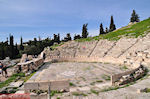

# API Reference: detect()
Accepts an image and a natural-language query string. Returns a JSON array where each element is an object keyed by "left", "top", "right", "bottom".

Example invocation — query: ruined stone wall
[
  {"left": 111, "top": 65, "right": 147, "bottom": 86},
  {"left": 16, "top": 58, "right": 44, "bottom": 73}
]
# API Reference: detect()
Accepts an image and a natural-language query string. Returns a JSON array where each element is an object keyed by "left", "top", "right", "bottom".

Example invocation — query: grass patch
[
  {"left": 101, "top": 81, "right": 136, "bottom": 92},
  {"left": 96, "top": 80, "right": 103, "bottom": 83},
  {"left": 102, "top": 74, "right": 111, "bottom": 81},
  {"left": 120, "top": 65, "right": 128, "bottom": 70},
  {"left": 76, "top": 18, "right": 150, "bottom": 42},
  {"left": 104, "top": 62, "right": 110, "bottom": 64},
  {"left": 90, "top": 80, "right": 103, "bottom": 85},
  {"left": 143, "top": 88, "right": 150, "bottom": 93},
  {"left": 50, "top": 90, "right": 63, "bottom": 97},
  {"left": 24, "top": 72, "right": 36, "bottom": 82},
  {"left": 90, "top": 89, "right": 99, "bottom": 95},
  {"left": 101, "top": 86, "right": 120, "bottom": 92},
  {"left": 0, "top": 73, "right": 25, "bottom": 88},
  {"left": 50, "top": 42, "right": 65, "bottom": 50},
  {"left": 72, "top": 92, "right": 87, "bottom": 96},
  {"left": 69, "top": 82, "right": 76, "bottom": 87}
]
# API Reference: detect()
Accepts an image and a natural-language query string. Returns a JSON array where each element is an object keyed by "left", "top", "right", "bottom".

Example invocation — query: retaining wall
[
  {"left": 24, "top": 80, "right": 69, "bottom": 93},
  {"left": 46, "top": 56, "right": 124, "bottom": 64}
]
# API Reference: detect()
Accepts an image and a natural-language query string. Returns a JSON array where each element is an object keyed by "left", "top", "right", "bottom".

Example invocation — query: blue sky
[{"left": 0, "top": 0, "right": 150, "bottom": 43}]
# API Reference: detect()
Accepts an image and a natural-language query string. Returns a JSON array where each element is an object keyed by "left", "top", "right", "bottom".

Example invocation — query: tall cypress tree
[
  {"left": 14, "top": 43, "right": 19, "bottom": 57},
  {"left": 130, "top": 10, "right": 140, "bottom": 22},
  {"left": 82, "top": 23, "right": 88, "bottom": 38},
  {"left": 10, "top": 35, "right": 14, "bottom": 59},
  {"left": 57, "top": 33, "right": 60, "bottom": 44},
  {"left": 20, "top": 36, "right": 24, "bottom": 50},
  {"left": 109, "top": 16, "right": 116, "bottom": 32},
  {"left": 99, "top": 23, "right": 105, "bottom": 35},
  {"left": 1, "top": 42, "right": 5, "bottom": 59},
  {"left": 33, "top": 38, "right": 37, "bottom": 46}
]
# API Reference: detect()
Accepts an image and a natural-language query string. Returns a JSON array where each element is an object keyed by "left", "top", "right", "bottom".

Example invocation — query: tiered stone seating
[
  {"left": 90, "top": 40, "right": 116, "bottom": 57},
  {"left": 58, "top": 41, "right": 78, "bottom": 57},
  {"left": 104, "top": 38, "right": 137, "bottom": 58},
  {"left": 76, "top": 41, "right": 97, "bottom": 57}
]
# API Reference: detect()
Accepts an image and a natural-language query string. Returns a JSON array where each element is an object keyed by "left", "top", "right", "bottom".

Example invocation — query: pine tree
[
  {"left": 20, "top": 36, "right": 24, "bottom": 50},
  {"left": 99, "top": 23, "right": 105, "bottom": 35},
  {"left": 130, "top": 10, "right": 140, "bottom": 22},
  {"left": 109, "top": 16, "right": 116, "bottom": 32},
  {"left": 82, "top": 23, "right": 88, "bottom": 38}
]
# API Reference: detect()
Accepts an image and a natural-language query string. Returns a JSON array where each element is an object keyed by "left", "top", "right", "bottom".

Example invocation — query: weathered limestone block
[
  {"left": 24, "top": 82, "right": 39, "bottom": 93},
  {"left": 28, "top": 55, "right": 33, "bottom": 60},
  {"left": 50, "top": 80, "right": 70, "bottom": 91},
  {"left": 146, "top": 54, "right": 150, "bottom": 58},
  {"left": 20, "top": 54, "right": 27, "bottom": 63},
  {"left": 30, "top": 92, "right": 47, "bottom": 99},
  {"left": 38, "top": 82, "right": 50, "bottom": 90}
]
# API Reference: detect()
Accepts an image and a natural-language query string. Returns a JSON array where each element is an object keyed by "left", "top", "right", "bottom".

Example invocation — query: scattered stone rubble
[{"left": 124, "top": 51, "right": 150, "bottom": 68}]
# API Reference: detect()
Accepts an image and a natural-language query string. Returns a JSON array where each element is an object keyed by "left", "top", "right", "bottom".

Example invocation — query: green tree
[
  {"left": 14, "top": 43, "right": 19, "bottom": 58},
  {"left": 109, "top": 16, "right": 116, "bottom": 32},
  {"left": 57, "top": 33, "right": 60, "bottom": 44},
  {"left": 53, "top": 34, "right": 60, "bottom": 44},
  {"left": 20, "top": 36, "right": 24, "bottom": 50},
  {"left": 130, "top": 10, "right": 140, "bottom": 22},
  {"left": 9, "top": 35, "right": 14, "bottom": 59},
  {"left": 63, "top": 33, "right": 72, "bottom": 42},
  {"left": 33, "top": 38, "right": 37, "bottom": 46},
  {"left": 99, "top": 23, "right": 105, "bottom": 35},
  {"left": 74, "top": 34, "right": 81, "bottom": 40},
  {"left": 82, "top": 23, "right": 88, "bottom": 38},
  {"left": 0, "top": 42, "right": 5, "bottom": 59},
  {"left": 23, "top": 45, "right": 40, "bottom": 55}
]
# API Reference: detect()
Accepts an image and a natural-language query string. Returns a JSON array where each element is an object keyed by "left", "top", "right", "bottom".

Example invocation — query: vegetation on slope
[{"left": 76, "top": 18, "right": 150, "bottom": 42}]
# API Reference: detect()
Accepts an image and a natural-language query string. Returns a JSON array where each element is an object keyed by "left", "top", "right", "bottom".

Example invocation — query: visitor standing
[
  {"left": 2, "top": 64, "right": 8, "bottom": 78},
  {"left": 0, "top": 62, "right": 3, "bottom": 76}
]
